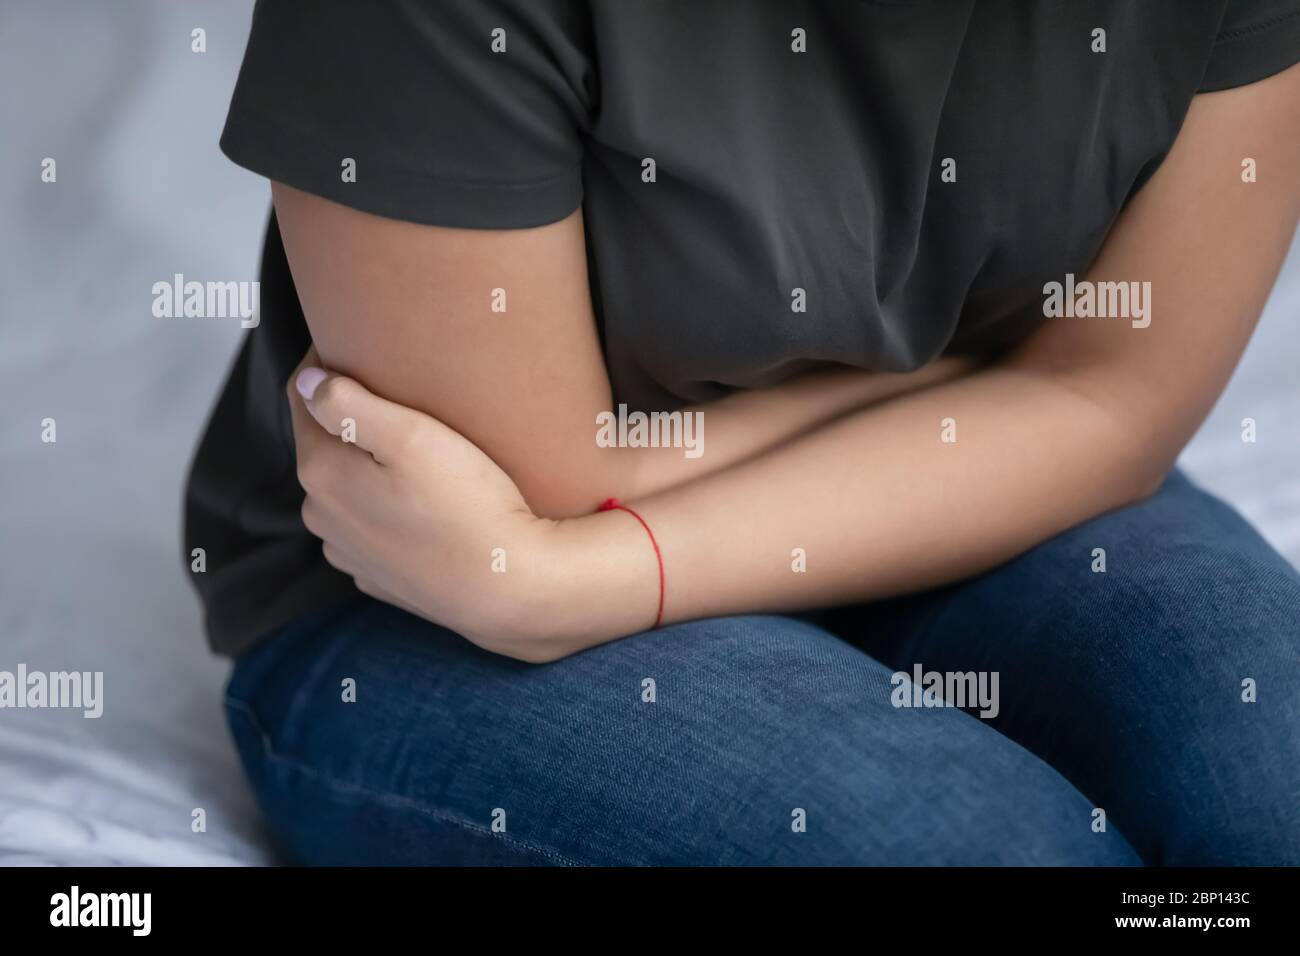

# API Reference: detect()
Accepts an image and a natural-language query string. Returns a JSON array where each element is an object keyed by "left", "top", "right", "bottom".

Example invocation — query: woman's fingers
[
  {"left": 294, "top": 365, "right": 433, "bottom": 466},
  {"left": 288, "top": 379, "right": 373, "bottom": 495}
]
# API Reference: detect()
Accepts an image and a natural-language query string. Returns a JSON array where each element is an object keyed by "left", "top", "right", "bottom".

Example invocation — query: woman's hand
[{"left": 286, "top": 348, "right": 574, "bottom": 661}]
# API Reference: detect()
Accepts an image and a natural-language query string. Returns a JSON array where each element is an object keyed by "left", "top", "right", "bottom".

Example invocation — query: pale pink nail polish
[{"left": 296, "top": 367, "right": 327, "bottom": 400}]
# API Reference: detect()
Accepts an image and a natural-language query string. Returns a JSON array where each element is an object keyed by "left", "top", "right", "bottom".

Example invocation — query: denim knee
[{"left": 1109, "top": 557, "right": 1300, "bottom": 864}]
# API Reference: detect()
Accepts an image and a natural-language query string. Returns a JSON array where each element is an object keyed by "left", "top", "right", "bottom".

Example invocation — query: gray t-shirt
[{"left": 187, "top": 0, "right": 1300, "bottom": 656}]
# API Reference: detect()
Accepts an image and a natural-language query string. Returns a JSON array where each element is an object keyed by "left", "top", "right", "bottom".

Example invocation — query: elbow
[
  {"left": 1125, "top": 458, "right": 1172, "bottom": 508},
  {"left": 1111, "top": 437, "right": 1181, "bottom": 511},
  {"left": 526, "top": 486, "right": 611, "bottom": 521},
  {"left": 513, "top": 450, "right": 633, "bottom": 521},
  {"left": 1122, "top": 411, "right": 1204, "bottom": 507}
]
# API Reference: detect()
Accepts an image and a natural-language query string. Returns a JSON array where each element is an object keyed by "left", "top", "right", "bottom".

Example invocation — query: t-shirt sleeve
[
  {"left": 219, "top": 0, "right": 593, "bottom": 229},
  {"left": 1198, "top": 0, "right": 1300, "bottom": 92}
]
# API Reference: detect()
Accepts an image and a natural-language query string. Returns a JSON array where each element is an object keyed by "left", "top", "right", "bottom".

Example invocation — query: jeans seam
[{"left": 224, "top": 696, "right": 591, "bottom": 867}]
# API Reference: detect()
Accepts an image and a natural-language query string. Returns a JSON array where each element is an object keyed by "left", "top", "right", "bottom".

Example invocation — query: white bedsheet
[{"left": 0, "top": 0, "right": 1296, "bottom": 867}]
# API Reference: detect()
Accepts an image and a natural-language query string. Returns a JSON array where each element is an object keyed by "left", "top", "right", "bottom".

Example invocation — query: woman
[{"left": 187, "top": 0, "right": 1300, "bottom": 865}]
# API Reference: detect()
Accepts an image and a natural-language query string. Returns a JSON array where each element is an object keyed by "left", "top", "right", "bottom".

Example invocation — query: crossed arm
[{"left": 281, "top": 63, "right": 1300, "bottom": 661}]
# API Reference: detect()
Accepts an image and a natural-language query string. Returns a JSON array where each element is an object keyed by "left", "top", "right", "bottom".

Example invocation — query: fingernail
[{"left": 296, "top": 366, "right": 327, "bottom": 400}]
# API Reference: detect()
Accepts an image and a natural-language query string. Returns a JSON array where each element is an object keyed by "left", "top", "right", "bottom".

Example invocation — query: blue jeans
[{"left": 225, "top": 471, "right": 1300, "bottom": 865}]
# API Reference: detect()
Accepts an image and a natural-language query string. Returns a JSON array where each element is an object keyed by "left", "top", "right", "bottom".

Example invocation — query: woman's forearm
[
  {"left": 618, "top": 355, "right": 982, "bottom": 500},
  {"left": 540, "top": 359, "right": 1163, "bottom": 644}
]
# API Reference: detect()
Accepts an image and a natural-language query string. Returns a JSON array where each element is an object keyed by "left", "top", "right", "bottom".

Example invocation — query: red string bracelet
[{"left": 597, "top": 497, "right": 664, "bottom": 629}]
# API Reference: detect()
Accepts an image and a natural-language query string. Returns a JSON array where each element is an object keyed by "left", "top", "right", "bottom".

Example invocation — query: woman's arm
[
  {"left": 618, "top": 354, "right": 982, "bottom": 498},
  {"left": 288, "top": 62, "right": 1298, "bottom": 662},
  {"left": 273, "top": 184, "right": 618, "bottom": 519},
  {"left": 274, "top": 183, "right": 978, "bottom": 513},
  {"left": 536, "top": 62, "right": 1300, "bottom": 649}
]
